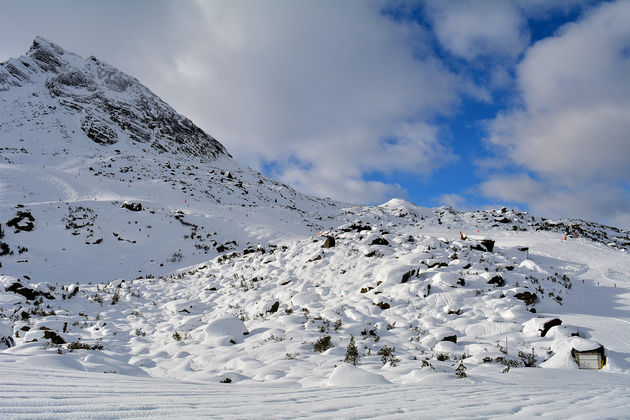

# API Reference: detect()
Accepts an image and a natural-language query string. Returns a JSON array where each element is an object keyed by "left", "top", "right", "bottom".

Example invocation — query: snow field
[{"left": 2, "top": 358, "right": 630, "bottom": 419}]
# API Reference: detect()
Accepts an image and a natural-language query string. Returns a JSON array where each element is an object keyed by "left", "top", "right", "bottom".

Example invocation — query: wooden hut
[{"left": 572, "top": 345, "right": 606, "bottom": 370}]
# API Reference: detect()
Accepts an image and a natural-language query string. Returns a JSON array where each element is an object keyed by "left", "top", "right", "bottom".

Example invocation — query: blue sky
[
  {"left": 374, "top": 1, "right": 601, "bottom": 210},
  {"left": 1, "top": 0, "right": 629, "bottom": 227}
]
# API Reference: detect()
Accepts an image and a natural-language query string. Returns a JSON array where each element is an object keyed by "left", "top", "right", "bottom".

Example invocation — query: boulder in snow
[
  {"left": 121, "top": 202, "right": 142, "bottom": 211},
  {"left": 322, "top": 236, "right": 335, "bottom": 248}
]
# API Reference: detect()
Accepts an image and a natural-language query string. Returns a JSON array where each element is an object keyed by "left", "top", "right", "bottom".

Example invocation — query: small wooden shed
[{"left": 572, "top": 345, "right": 606, "bottom": 370}]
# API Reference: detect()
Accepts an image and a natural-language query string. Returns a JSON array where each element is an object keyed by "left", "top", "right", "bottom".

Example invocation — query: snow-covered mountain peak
[{"left": 0, "top": 37, "right": 229, "bottom": 160}]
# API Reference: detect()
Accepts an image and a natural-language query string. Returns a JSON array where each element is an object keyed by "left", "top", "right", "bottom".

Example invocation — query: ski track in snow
[{"left": 2, "top": 362, "right": 630, "bottom": 419}]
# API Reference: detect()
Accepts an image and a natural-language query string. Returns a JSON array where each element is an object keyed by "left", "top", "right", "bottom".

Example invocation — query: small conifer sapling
[{"left": 344, "top": 335, "right": 360, "bottom": 366}]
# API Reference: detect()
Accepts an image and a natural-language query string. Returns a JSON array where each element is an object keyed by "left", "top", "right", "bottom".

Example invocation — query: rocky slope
[{"left": 1, "top": 36, "right": 228, "bottom": 159}]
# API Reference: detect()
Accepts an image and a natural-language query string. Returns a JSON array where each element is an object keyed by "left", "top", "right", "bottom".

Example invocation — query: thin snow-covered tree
[
  {"left": 455, "top": 361, "right": 467, "bottom": 378},
  {"left": 344, "top": 335, "right": 360, "bottom": 366}
]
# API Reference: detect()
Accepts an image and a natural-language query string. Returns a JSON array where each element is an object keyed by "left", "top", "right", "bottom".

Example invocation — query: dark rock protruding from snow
[
  {"left": 480, "top": 239, "right": 495, "bottom": 252},
  {"left": 322, "top": 236, "right": 336, "bottom": 248},
  {"left": 7, "top": 211, "right": 35, "bottom": 232},
  {"left": 121, "top": 202, "right": 143, "bottom": 212},
  {"left": 540, "top": 318, "right": 562, "bottom": 337},
  {"left": 267, "top": 301, "right": 280, "bottom": 314},
  {"left": 43, "top": 330, "right": 66, "bottom": 345},
  {"left": 514, "top": 291, "right": 538, "bottom": 306},
  {"left": 400, "top": 269, "right": 417, "bottom": 284},
  {"left": 487, "top": 275, "right": 505, "bottom": 287},
  {"left": 371, "top": 238, "right": 389, "bottom": 246},
  {"left": 5, "top": 282, "right": 54, "bottom": 301}
]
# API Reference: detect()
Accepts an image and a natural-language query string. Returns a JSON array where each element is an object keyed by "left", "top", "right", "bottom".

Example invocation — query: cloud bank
[
  {"left": 153, "top": 1, "right": 468, "bottom": 203},
  {"left": 482, "top": 1, "right": 630, "bottom": 227}
]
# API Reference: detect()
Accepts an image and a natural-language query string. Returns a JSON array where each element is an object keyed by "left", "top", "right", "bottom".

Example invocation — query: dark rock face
[
  {"left": 5, "top": 282, "right": 54, "bottom": 301},
  {"left": 322, "top": 236, "right": 336, "bottom": 248},
  {"left": 441, "top": 335, "right": 457, "bottom": 343},
  {"left": 487, "top": 275, "right": 505, "bottom": 287},
  {"left": 29, "top": 38, "right": 64, "bottom": 72},
  {"left": 81, "top": 114, "right": 118, "bottom": 145},
  {"left": 540, "top": 318, "right": 562, "bottom": 337}
]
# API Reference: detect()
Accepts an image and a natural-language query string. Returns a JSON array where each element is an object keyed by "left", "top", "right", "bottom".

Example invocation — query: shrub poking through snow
[
  {"left": 67, "top": 341, "right": 103, "bottom": 351},
  {"left": 344, "top": 335, "right": 360, "bottom": 366},
  {"left": 519, "top": 348, "right": 537, "bottom": 367},
  {"left": 436, "top": 353, "right": 450, "bottom": 361},
  {"left": 377, "top": 345, "right": 400, "bottom": 366},
  {"left": 313, "top": 335, "right": 333, "bottom": 352},
  {"left": 111, "top": 290, "right": 120, "bottom": 305}
]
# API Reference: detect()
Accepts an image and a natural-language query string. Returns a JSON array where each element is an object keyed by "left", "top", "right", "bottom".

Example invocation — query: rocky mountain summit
[{"left": 0, "top": 36, "right": 228, "bottom": 159}]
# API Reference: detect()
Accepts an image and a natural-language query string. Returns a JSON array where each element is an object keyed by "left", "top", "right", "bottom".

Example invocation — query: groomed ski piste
[{"left": 1, "top": 38, "right": 630, "bottom": 419}]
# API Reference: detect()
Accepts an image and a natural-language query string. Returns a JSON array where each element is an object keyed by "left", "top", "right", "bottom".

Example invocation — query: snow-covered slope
[
  {"left": 0, "top": 37, "right": 344, "bottom": 285},
  {"left": 2, "top": 38, "right": 630, "bottom": 418}
]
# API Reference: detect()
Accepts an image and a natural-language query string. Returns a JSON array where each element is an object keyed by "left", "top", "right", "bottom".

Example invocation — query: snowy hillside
[
  {"left": 0, "top": 37, "right": 344, "bottom": 285},
  {"left": 2, "top": 38, "right": 630, "bottom": 418}
]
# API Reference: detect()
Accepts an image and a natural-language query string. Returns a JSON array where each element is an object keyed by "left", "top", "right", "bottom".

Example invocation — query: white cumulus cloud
[
  {"left": 482, "top": 0, "right": 630, "bottom": 227},
  {"left": 424, "top": 0, "right": 530, "bottom": 61}
]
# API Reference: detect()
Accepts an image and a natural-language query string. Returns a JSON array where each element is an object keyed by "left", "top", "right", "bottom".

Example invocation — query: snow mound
[
  {"left": 541, "top": 337, "right": 603, "bottom": 370},
  {"left": 326, "top": 364, "right": 390, "bottom": 387},
  {"left": 14, "top": 354, "right": 85, "bottom": 372},
  {"left": 567, "top": 337, "right": 602, "bottom": 352},
  {"left": 540, "top": 350, "right": 579, "bottom": 370},
  {"left": 204, "top": 316, "right": 248, "bottom": 341}
]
